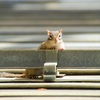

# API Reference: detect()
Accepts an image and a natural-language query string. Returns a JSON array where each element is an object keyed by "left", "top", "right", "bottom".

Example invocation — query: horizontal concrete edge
[
  {"left": 58, "top": 50, "right": 100, "bottom": 67},
  {"left": 0, "top": 50, "right": 100, "bottom": 67}
]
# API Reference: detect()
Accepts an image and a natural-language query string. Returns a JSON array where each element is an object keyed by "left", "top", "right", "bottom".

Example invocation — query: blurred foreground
[{"left": 0, "top": 0, "right": 100, "bottom": 50}]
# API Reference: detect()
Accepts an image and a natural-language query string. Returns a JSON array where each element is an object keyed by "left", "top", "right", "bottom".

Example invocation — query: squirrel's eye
[
  {"left": 59, "top": 34, "right": 61, "bottom": 37},
  {"left": 48, "top": 33, "right": 53, "bottom": 39},
  {"left": 49, "top": 33, "right": 53, "bottom": 37},
  {"left": 59, "top": 34, "right": 62, "bottom": 40},
  {"left": 50, "top": 35, "right": 52, "bottom": 37}
]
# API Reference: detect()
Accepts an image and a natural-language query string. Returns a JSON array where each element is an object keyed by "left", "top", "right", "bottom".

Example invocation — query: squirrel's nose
[{"left": 54, "top": 38, "right": 57, "bottom": 43}]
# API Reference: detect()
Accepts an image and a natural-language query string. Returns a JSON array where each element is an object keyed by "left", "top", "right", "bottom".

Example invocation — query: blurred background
[{"left": 0, "top": 0, "right": 100, "bottom": 50}]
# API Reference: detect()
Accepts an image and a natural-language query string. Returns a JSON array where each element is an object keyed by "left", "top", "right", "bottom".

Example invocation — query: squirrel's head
[{"left": 47, "top": 29, "right": 63, "bottom": 43}]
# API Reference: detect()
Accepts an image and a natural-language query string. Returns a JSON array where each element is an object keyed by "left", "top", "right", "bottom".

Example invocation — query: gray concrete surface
[
  {"left": 0, "top": 50, "right": 100, "bottom": 68},
  {"left": 0, "top": 50, "right": 45, "bottom": 67},
  {"left": 58, "top": 50, "right": 100, "bottom": 67}
]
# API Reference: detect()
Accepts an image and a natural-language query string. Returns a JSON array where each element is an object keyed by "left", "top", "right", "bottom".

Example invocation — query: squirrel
[{"left": 38, "top": 29, "right": 65, "bottom": 50}]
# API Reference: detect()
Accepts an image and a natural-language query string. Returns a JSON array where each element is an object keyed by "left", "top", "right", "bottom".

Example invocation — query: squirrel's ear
[
  {"left": 59, "top": 29, "right": 63, "bottom": 34},
  {"left": 47, "top": 30, "right": 51, "bottom": 35}
]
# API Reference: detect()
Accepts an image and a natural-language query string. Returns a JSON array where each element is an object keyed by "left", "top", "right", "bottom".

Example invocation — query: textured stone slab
[
  {"left": 0, "top": 50, "right": 100, "bottom": 68},
  {"left": 58, "top": 50, "right": 100, "bottom": 67},
  {"left": 0, "top": 50, "right": 45, "bottom": 67},
  {"left": 45, "top": 50, "right": 57, "bottom": 62}
]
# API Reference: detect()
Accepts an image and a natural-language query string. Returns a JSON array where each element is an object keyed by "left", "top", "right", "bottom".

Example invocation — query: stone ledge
[
  {"left": 0, "top": 50, "right": 100, "bottom": 68},
  {"left": 58, "top": 50, "right": 100, "bottom": 67}
]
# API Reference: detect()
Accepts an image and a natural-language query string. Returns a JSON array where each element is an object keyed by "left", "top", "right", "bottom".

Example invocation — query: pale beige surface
[
  {"left": 0, "top": 97, "right": 100, "bottom": 100},
  {"left": 0, "top": 89, "right": 100, "bottom": 97}
]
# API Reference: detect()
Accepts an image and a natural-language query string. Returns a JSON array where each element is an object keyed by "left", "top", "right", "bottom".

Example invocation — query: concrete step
[
  {"left": 0, "top": 97, "right": 99, "bottom": 100},
  {"left": 0, "top": 42, "right": 100, "bottom": 50},
  {"left": 0, "top": 82, "right": 100, "bottom": 89},
  {"left": 1, "top": 1, "right": 100, "bottom": 11},
  {"left": 0, "top": 11, "right": 100, "bottom": 19},
  {"left": 0, "top": 89, "right": 100, "bottom": 97},
  {"left": 0, "top": 33, "right": 100, "bottom": 43},
  {"left": 1, "top": 19, "right": 100, "bottom": 26},
  {"left": 0, "top": 89, "right": 100, "bottom": 100},
  {"left": 0, "top": 26, "right": 100, "bottom": 34},
  {"left": 1, "top": 75, "right": 100, "bottom": 82},
  {"left": 0, "top": 50, "right": 100, "bottom": 67}
]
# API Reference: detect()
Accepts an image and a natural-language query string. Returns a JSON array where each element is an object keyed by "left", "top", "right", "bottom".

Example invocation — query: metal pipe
[
  {"left": 0, "top": 89, "right": 100, "bottom": 97},
  {"left": 58, "top": 69, "right": 100, "bottom": 75},
  {"left": 0, "top": 68, "right": 100, "bottom": 75},
  {"left": 0, "top": 68, "right": 100, "bottom": 83},
  {"left": 1, "top": 75, "right": 100, "bottom": 82},
  {"left": 0, "top": 69, "right": 25, "bottom": 74},
  {"left": 0, "top": 83, "right": 100, "bottom": 89}
]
